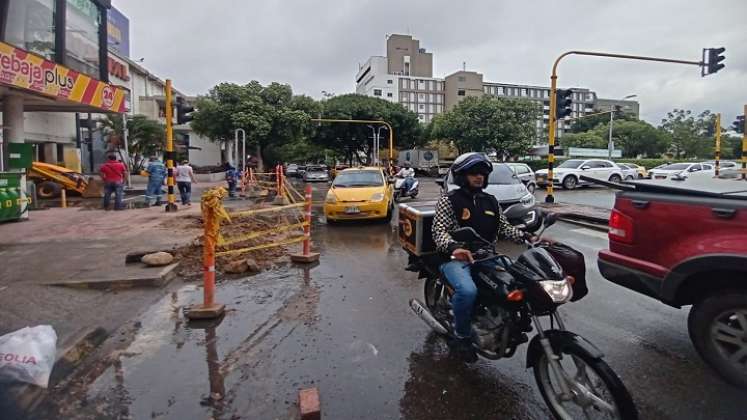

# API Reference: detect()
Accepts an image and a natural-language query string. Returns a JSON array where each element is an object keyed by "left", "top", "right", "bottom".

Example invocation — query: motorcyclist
[
  {"left": 396, "top": 162, "right": 416, "bottom": 193},
  {"left": 432, "top": 152, "right": 529, "bottom": 362}
]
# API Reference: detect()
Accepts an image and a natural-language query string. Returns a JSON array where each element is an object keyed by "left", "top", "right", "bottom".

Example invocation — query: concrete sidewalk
[{"left": 0, "top": 202, "right": 208, "bottom": 413}]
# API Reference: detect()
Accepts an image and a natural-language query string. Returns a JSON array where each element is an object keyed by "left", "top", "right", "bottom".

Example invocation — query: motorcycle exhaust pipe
[{"left": 409, "top": 299, "right": 449, "bottom": 335}]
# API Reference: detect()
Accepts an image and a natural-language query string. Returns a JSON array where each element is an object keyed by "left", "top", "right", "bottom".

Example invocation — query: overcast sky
[{"left": 114, "top": 0, "right": 746, "bottom": 126}]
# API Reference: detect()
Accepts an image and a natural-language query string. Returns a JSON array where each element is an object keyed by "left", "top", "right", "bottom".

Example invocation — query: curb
[{"left": 46, "top": 262, "right": 179, "bottom": 289}]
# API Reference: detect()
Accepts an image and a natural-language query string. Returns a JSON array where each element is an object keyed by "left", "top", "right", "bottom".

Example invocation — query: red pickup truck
[{"left": 596, "top": 176, "right": 747, "bottom": 387}]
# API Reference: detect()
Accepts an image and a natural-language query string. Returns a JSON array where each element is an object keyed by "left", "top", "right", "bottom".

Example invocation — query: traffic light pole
[
  {"left": 164, "top": 79, "right": 177, "bottom": 212},
  {"left": 545, "top": 50, "right": 708, "bottom": 203},
  {"left": 714, "top": 113, "right": 721, "bottom": 177}
]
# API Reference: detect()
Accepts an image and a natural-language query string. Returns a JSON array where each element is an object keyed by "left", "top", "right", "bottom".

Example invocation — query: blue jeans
[
  {"left": 103, "top": 182, "right": 124, "bottom": 210},
  {"left": 227, "top": 180, "right": 237, "bottom": 197},
  {"left": 440, "top": 258, "right": 502, "bottom": 338},
  {"left": 145, "top": 178, "right": 164, "bottom": 205},
  {"left": 402, "top": 176, "right": 414, "bottom": 192},
  {"left": 177, "top": 181, "right": 192, "bottom": 204}
]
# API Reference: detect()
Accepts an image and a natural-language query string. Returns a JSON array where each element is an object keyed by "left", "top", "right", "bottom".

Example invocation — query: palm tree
[{"left": 99, "top": 114, "right": 166, "bottom": 173}]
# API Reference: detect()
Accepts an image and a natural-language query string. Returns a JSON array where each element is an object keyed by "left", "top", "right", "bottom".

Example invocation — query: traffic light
[
  {"left": 176, "top": 96, "right": 195, "bottom": 124},
  {"left": 702, "top": 47, "right": 726, "bottom": 76},
  {"left": 555, "top": 89, "right": 573, "bottom": 120},
  {"left": 734, "top": 115, "right": 745, "bottom": 134}
]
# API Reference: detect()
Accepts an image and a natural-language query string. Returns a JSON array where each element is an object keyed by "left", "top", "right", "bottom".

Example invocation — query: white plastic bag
[{"left": 0, "top": 325, "right": 57, "bottom": 388}]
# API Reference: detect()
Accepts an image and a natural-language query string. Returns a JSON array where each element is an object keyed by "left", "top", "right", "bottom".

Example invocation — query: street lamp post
[{"left": 608, "top": 94, "right": 637, "bottom": 159}]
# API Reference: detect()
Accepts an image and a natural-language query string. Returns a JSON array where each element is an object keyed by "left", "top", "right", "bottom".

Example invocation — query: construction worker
[{"left": 144, "top": 155, "right": 167, "bottom": 206}]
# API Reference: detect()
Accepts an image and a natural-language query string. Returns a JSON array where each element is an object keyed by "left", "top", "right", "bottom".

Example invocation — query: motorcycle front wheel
[{"left": 533, "top": 347, "right": 638, "bottom": 420}]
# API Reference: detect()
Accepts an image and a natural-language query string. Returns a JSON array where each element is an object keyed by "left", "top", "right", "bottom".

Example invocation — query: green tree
[
  {"left": 559, "top": 131, "right": 607, "bottom": 149},
  {"left": 430, "top": 96, "right": 538, "bottom": 157},
  {"left": 583, "top": 120, "right": 669, "bottom": 158},
  {"left": 311, "top": 94, "right": 422, "bottom": 165},
  {"left": 568, "top": 110, "right": 636, "bottom": 133},
  {"left": 659, "top": 109, "right": 714, "bottom": 158},
  {"left": 99, "top": 114, "right": 165, "bottom": 172},
  {"left": 191, "top": 81, "right": 314, "bottom": 170}
]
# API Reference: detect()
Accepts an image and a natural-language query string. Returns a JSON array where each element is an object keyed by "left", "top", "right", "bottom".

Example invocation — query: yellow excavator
[{"left": 27, "top": 162, "right": 103, "bottom": 199}]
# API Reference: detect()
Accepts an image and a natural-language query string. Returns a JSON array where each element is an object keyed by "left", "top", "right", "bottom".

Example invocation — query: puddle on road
[{"left": 32, "top": 222, "right": 550, "bottom": 420}]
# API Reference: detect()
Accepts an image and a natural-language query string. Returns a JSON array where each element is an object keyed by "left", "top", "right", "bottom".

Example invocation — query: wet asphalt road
[{"left": 30, "top": 180, "right": 746, "bottom": 420}]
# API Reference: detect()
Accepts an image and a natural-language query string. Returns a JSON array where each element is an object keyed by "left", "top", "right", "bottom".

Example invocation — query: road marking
[{"left": 570, "top": 228, "right": 609, "bottom": 240}]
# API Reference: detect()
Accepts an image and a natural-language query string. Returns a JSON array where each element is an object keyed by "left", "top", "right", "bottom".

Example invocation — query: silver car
[
  {"left": 303, "top": 166, "right": 329, "bottom": 182},
  {"left": 437, "top": 163, "right": 540, "bottom": 231}
]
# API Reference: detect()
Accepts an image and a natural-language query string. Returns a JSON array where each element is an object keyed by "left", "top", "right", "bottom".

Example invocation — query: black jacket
[{"left": 432, "top": 188, "right": 525, "bottom": 255}]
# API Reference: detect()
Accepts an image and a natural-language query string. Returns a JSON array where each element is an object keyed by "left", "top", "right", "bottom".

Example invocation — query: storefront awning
[{"left": 0, "top": 42, "right": 129, "bottom": 114}]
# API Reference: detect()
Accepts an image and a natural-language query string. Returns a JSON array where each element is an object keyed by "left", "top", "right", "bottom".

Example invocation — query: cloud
[{"left": 113, "top": 0, "right": 747, "bottom": 124}]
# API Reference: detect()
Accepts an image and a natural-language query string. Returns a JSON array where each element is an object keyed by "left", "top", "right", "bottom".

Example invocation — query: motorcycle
[
  {"left": 407, "top": 213, "right": 638, "bottom": 420},
  {"left": 393, "top": 175, "right": 419, "bottom": 202}
]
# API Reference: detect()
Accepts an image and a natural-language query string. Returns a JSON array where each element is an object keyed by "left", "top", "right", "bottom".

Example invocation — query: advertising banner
[
  {"left": 107, "top": 7, "right": 130, "bottom": 58},
  {"left": 0, "top": 42, "right": 129, "bottom": 113}
]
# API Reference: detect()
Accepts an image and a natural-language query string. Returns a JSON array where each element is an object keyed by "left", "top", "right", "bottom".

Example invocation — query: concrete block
[
  {"left": 290, "top": 252, "right": 320, "bottom": 264},
  {"left": 184, "top": 303, "right": 226, "bottom": 320},
  {"left": 299, "top": 387, "right": 320, "bottom": 420},
  {"left": 47, "top": 262, "right": 179, "bottom": 289}
]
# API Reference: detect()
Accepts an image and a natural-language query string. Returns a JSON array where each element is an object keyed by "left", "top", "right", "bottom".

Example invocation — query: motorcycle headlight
[
  {"left": 539, "top": 279, "right": 573, "bottom": 304},
  {"left": 370, "top": 192, "right": 384, "bottom": 202},
  {"left": 326, "top": 191, "right": 337, "bottom": 204},
  {"left": 521, "top": 193, "right": 535, "bottom": 206}
]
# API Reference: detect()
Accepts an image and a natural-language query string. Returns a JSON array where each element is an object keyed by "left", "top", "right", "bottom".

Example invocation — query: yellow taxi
[{"left": 324, "top": 166, "right": 393, "bottom": 222}]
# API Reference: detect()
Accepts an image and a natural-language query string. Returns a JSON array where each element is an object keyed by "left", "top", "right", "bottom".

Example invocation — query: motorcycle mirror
[{"left": 544, "top": 212, "right": 558, "bottom": 228}]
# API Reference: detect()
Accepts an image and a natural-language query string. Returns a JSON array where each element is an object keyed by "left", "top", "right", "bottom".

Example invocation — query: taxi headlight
[
  {"left": 370, "top": 192, "right": 385, "bottom": 202},
  {"left": 539, "top": 279, "right": 573, "bottom": 304},
  {"left": 325, "top": 191, "right": 337, "bottom": 204}
]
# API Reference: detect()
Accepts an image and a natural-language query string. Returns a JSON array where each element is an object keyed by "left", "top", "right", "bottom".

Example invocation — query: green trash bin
[{"left": 0, "top": 172, "right": 26, "bottom": 222}]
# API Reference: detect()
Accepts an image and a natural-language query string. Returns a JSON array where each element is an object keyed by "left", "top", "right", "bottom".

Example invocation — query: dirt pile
[{"left": 173, "top": 207, "right": 305, "bottom": 279}]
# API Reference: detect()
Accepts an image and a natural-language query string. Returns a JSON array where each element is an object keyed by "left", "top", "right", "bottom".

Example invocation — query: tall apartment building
[{"left": 355, "top": 34, "right": 638, "bottom": 140}]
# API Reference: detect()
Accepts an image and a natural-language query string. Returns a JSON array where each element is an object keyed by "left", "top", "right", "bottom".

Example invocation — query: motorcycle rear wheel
[{"left": 533, "top": 347, "right": 638, "bottom": 420}]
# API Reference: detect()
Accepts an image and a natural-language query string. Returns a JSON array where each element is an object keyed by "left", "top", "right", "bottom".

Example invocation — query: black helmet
[{"left": 451, "top": 152, "right": 492, "bottom": 188}]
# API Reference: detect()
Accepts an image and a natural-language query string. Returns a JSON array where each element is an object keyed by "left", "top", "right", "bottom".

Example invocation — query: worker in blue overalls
[{"left": 144, "top": 155, "right": 167, "bottom": 206}]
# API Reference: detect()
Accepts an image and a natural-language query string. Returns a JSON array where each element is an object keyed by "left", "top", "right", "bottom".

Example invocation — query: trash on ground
[{"left": 0, "top": 325, "right": 58, "bottom": 388}]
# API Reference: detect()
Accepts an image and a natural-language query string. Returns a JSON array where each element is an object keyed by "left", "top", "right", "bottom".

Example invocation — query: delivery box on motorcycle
[{"left": 398, "top": 202, "right": 437, "bottom": 256}]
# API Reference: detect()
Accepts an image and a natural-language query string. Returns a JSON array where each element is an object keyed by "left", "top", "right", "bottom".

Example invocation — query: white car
[
  {"left": 535, "top": 159, "right": 624, "bottom": 190},
  {"left": 616, "top": 163, "right": 639, "bottom": 181},
  {"left": 649, "top": 163, "right": 714, "bottom": 180}
]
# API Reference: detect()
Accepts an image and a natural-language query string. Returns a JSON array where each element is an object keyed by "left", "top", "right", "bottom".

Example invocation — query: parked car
[
  {"left": 324, "top": 167, "right": 393, "bottom": 222},
  {"left": 616, "top": 163, "right": 640, "bottom": 180},
  {"left": 535, "top": 159, "right": 624, "bottom": 190},
  {"left": 619, "top": 163, "right": 648, "bottom": 179},
  {"left": 597, "top": 176, "right": 747, "bottom": 387},
  {"left": 649, "top": 162, "right": 714, "bottom": 180},
  {"left": 505, "top": 162, "right": 538, "bottom": 193},
  {"left": 303, "top": 165, "right": 329, "bottom": 182},
  {"left": 703, "top": 161, "right": 738, "bottom": 170},
  {"left": 437, "top": 163, "right": 540, "bottom": 232},
  {"left": 286, "top": 163, "right": 300, "bottom": 177}
]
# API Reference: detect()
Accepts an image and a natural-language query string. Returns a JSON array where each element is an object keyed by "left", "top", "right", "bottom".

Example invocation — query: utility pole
[
  {"left": 742, "top": 104, "right": 746, "bottom": 180},
  {"left": 608, "top": 105, "right": 615, "bottom": 159},
  {"left": 87, "top": 113, "right": 94, "bottom": 173},
  {"left": 164, "top": 79, "right": 177, "bottom": 212}
]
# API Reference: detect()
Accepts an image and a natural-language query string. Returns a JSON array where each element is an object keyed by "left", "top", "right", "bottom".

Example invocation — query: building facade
[{"left": 355, "top": 34, "right": 640, "bottom": 144}]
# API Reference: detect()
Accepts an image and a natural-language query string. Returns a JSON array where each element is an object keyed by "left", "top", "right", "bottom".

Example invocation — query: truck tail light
[{"left": 609, "top": 209, "right": 634, "bottom": 244}]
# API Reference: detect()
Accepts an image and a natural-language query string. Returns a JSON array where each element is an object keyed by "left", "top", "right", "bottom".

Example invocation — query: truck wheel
[
  {"left": 562, "top": 176, "right": 577, "bottom": 190},
  {"left": 688, "top": 291, "right": 747, "bottom": 388},
  {"left": 37, "top": 181, "right": 62, "bottom": 199}
]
